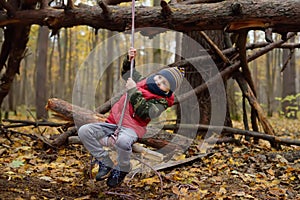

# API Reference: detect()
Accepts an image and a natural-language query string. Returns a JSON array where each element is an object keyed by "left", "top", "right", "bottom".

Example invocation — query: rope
[
  {"left": 130, "top": 0, "right": 135, "bottom": 78},
  {"left": 111, "top": 0, "right": 135, "bottom": 141}
]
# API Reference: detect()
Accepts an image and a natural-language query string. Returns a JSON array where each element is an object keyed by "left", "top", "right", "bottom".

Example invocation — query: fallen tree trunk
[
  {"left": 46, "top": 98, "right": 181, "bottom": 151},
  {"left": 68, "top": 136, "right": 165, "bottom": 162},
  {"left": 1, "top": 0, "right": 300, "bottom": 34},
  {"left": 46, "top": 98, "right": 107, "bottom": 127},
  {"left": 47, "top": 98, "right": 300, "bottom": 148},
  {"left": 161, "top": 124, "right": 300, "bottom": 147}
]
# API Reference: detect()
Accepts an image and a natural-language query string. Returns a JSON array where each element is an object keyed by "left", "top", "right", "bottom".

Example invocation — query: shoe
[
  {"left": 106, "top": 165, "right": 130, "bottom": 187},
  {"left": 95, "top": 156, "right": 113, "bottom": 181}
]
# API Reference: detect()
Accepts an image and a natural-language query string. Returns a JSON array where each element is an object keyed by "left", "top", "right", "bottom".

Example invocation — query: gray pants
[{"left": 78, "top": 122, "right": 138, "bottom": 167}]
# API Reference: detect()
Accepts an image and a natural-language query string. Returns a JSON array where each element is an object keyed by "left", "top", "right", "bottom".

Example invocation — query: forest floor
[{"left": 0, "top": 115, "right": 300, "bottom": 200}]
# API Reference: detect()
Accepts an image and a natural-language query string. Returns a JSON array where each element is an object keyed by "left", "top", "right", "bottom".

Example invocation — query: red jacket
[{"left": 106, "top": 79, "right": 174, "bottom": 138}]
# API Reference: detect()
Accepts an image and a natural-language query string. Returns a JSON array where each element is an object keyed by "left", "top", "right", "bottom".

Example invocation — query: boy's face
[{"left": 153, "top": 75, "right": 170, "bottom": 92}]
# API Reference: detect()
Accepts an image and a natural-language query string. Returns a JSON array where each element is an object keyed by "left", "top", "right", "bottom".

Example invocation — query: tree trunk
[
  {"left": 46, "top": 98, "right": 107, "bottom": 127},
  {"left": 282, "top": 38, "right": 297, "bottom": 119},
  {"left": 0, "top": 25, "right": 31, "bottom": 107},
  {"left": 67, "top": 29, "right": 73, "bottom": 100},
  {"left": 179, "top": 29, "right": 231, "bottom": 136},
  {"left": 105, "top": 31, "right": 114, "bottom": 101},
  {"left": 266, "top": 51, "right": 273, "bottom": 117},
  {"left": 48, "top": 35, "right": 56, "bottom": 98},
  {"left": 36, "top": 26, "right": 49, "bottom": 120}
]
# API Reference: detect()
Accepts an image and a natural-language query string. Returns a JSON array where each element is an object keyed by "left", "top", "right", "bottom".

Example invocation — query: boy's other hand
[{"left": 128, "top": 47, "right": 136, "bottom": 61}]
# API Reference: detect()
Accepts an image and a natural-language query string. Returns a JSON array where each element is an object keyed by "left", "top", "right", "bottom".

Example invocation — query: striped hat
[{"left": 158, "top": 67, "right": 184, "bottom": 92}]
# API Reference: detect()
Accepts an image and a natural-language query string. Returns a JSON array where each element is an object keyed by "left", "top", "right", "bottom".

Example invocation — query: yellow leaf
[
  {"left": 56, "top": 176, "right": 73, "bottom": 183},
  {"left": 74, "top": 195, "right": 91, "bottom": 200},
  {"left": 267, "top": 169, "right": 275, "bottom": 176},
  {"left": 271, "top": 179, "right": 281, "bottom": 185},
  {"left": 179, "top": 187, "right": 188, "bottom": 195},
  {"left": 232, "top": 147, "right": 243, "bottom": 153},
  {"left": 173, "top": 175, "right": 184, "bottom": 181},
  {"left": 141, "top": 177, "right": 160, "bottom": 185},
  {"left": 198, "top": 189, "right": 208, "bottom": 195},
  {"left": 229, "top": 157, "right": 235, "bottom": 165},
  {"left": 5, "top": 171, "right": 15, "bottom": 175},
  {"left": 173, "top": 154, "right": 186, "bottom": 161},
  {"left": 219, "top": 186, "right": 227, "bottom": 194},
  {"left": 59, "top": 149, "right": 66, "bottom": 154}
]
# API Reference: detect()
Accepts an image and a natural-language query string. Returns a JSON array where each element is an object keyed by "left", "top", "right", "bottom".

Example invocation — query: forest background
[
  {"left": 0, "top": 0, "right": 300, "bottom": 199},
  {"left": 2, "top": 20, "right": 299, "bottom": 122}
]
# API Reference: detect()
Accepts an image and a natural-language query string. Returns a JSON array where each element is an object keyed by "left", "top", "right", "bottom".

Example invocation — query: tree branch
[
  {"left": 161, "top": 124, "right": 300, "bottom": 147},
  {"left": 175, "top": 32, "right": 296, "bottom": 104}
]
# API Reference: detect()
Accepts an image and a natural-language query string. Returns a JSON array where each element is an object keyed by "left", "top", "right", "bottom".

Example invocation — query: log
[
  {"left": 0, "top": 0, "right": 299, "bottom": 34},
  {"left": 46, "top": 98, "right": 106, "bottom": 127},
  {"left": 46, "top": 98, "right": 182, "bottom": 151},
  {"left": 138, "top": 137, "right": 182, "bottom": 153},
  {"left": 51, "top": 127, "right": 77, "bottom": 147},
  {"left": 68, "top": 136, "right": 165, "bottom": 162}
]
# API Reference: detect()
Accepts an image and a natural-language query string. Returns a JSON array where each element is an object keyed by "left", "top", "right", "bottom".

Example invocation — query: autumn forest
[{"left": 0, "top": 0, "right": 300, "bottom": 199}]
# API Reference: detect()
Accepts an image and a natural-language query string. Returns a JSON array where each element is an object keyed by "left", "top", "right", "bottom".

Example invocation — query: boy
[{"left": 78, "top": 48, "right": 184, "bottom": 187}]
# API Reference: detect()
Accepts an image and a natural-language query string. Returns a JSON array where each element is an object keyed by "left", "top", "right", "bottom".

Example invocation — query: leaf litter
[{"left": 0, "top": 116, "right": 299, "bottom": 199}]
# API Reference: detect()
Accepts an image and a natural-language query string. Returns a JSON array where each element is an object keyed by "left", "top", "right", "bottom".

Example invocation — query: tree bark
[
  {"left": 282, "top": 38, "right": 297, "bottom": 119},
  {"left": 162, "top": 124, "right": 300, "bottom": 147},
  {"left": 36, "top": 26, "right": 49, "bottom": 120},
  {"left": 45, "top": 98, "right": 107, "bottom": 127}
]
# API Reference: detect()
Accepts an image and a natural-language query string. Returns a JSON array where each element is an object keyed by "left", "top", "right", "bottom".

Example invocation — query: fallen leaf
[
  {"left": 39, "top": 176, "right": 53, "bottom": 182},
  {"left": 9, "top": 160, "right": 24, "bottom": 168},
  {"left": 141, "top": 177, "right": 160, "bottom": 185}
]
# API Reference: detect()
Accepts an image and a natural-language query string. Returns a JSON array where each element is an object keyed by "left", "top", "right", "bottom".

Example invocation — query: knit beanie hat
[{"left": 158, "top": 67, "right": 184, "bottom": 92}]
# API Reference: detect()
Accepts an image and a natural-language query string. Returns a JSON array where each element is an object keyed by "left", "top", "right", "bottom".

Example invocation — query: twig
[
  {"left": 105, "top": 187, "right": 141, "bottom": 199},
  {"left": 280, "top": 49, "right": 294, "bottom": 72},
  {"left": 0, "top": 127, "right": 38, "bottom": 142},
  {"left": 3, "top": 119, "right": 67, "bottom": 127},
  {"left": 26, "top": 109, "right": 56, "bottom": 148},
  {"left": 130, "top": 154, "right": 164, "bottom": 200},
  {"left": 104, "top": 191, "right": 135, "bottom": 200}
]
